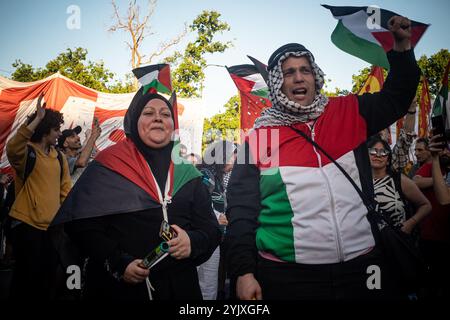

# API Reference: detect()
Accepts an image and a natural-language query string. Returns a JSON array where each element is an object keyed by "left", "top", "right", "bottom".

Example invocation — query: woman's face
[
  {"left": 369, "top": 142, "right": 389, "bottom": 171},
  {"left": 138, "top": 98, "right": 174, "bottom": 149}
]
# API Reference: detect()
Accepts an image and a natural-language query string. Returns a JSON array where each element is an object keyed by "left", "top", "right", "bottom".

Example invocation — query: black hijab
[{"left": 124, "top": 89, "right": 174, "bottom": 192}]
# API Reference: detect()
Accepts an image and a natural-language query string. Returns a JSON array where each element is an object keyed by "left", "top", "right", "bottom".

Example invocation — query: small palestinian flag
[
  {"left": 132, "top": 64, "right": 172, "bottom": 95},
  {"left": 431, "top": 61, "right": 449, "bottom": 118},
  {"left": 227, "top": 64, "right": 272, "bottom": 131},
  {"left": 247, "top": 55, "right": 269, "bottom": 84},
  {"left": 431, "top": 61, "right": 450, "bottom": 138},
  {"left": 323, "top": 5, "right": 429, "bottom": 69}
]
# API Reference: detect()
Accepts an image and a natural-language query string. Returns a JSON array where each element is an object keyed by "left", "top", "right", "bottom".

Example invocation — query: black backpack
[{"left": 0, "top": 145, "right": 64, "bottom": 222}]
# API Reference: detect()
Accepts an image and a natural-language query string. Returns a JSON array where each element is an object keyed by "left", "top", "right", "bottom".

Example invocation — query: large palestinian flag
[
  {"left": 132, "top": 63, "right": 172, "bottom": 95},
  {"left": 323, "top": 5, "right": 429, "bottom": 69},
  {"left": 227, "top": 64, "right": 272, "bottom": 131}
]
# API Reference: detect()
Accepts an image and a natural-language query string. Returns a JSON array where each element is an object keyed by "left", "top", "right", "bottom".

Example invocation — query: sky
[{"left": 0, "top": 0, "right": 449, "bottom": 118}]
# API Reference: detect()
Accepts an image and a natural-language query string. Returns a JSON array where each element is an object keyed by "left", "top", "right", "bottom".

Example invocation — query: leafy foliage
[
  {"left": 11, "top": 48, "right": 134, "bottom": 93},
  {"left": 202, "top": 95, "right": 240, "bottom": 151},
  {"left": 165, "top": 10, "right": 232, "bottom": 97},
  {"left": 417, "top": 49, "right": 450, "bottom": 95}
]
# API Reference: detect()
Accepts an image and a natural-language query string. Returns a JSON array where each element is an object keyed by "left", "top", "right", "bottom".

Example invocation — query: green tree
[
  {"left": 322, "top": 78, "right": 349, "bottom": 97},
  {"left": 350, "top": 67, "right": 388, "bottom": 94},
  {"left": 11, "top": 47, "right": 134, "bottom": 93},
  {"left": 417, "top": 49, "right": 450, "bottom": 95},
  {"left": 202, "top": 95, "right": 240, "bottom": 151},
  {"left": 165, "top": 10, "right": 232, "bottom": 97}
]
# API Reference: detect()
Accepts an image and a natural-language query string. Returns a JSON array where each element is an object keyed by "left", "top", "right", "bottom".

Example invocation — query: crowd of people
[{"left": 0, "top": 15, "right": 449, "bottom": 301}]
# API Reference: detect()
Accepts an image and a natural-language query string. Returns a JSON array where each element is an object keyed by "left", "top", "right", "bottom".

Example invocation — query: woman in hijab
[{"left": 53, "top": 90, "right": 221, "bottom": 300}]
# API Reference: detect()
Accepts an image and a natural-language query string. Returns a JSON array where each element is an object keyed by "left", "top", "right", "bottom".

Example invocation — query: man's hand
[
  {"left": 388, "top": 16, "right": 412, "bottom": 51},
  {"left": 123, "top": 259, "right": 150, "bottom": 284},
  {"left": 92, "top": 117, "right": 102, "bottom": 139},
  {"left": 167, "top": 224, "right": 191, "bottom": 259},
  {"left": 429, "top": 133, "right": 446, "bottom": 157},
  {"left": 236, "top": 273, "right": 262, "bottom": 300}
]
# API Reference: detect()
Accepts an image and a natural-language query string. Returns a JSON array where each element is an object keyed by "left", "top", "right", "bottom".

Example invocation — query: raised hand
[
  {"left": 388, "top": 16, "right": 412, "bottom": 51},
  {"left": 92, "top": 117, "right": 102, "bottom": 139},
  {"left": 36, "top": 94, "right": 46, "bottom": 120}
]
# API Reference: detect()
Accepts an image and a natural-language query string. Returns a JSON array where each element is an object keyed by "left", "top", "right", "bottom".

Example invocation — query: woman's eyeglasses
[{"left": 368, "top": 147, "right": 390, "bottom": 157}]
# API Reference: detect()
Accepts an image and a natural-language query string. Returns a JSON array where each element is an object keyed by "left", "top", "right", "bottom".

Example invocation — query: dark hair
[
  {"left": 26, "top": 109, "right": 64, "bottom": 142},
  {"left": 367, "top": 135, "right": 393, "bottom": 175},
  {"left": 415, "top": 137, "right": 429, "bottom": 150}
]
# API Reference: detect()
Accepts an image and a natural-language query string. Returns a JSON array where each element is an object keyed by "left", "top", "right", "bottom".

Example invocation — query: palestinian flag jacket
[{"left": 226, "top": 49, "right": 420, "bottom": 278}]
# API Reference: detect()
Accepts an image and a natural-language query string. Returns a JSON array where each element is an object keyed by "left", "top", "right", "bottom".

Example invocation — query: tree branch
[{"left": 144, "top": 23, "right": 188, "bottom": 64}]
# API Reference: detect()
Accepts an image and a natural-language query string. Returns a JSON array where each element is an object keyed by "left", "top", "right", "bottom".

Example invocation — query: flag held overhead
[{"left": 322, "top": 4, "right": 429, "bottom": 69}]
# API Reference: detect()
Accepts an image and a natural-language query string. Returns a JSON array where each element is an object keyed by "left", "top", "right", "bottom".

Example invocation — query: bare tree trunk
[{"left": 109, "top": 0, "right": 187, "bottom": 73}]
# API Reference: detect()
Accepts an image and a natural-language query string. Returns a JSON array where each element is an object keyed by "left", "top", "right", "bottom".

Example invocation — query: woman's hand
[
  {"left": 123, "top": 259, "right": 150, "bottom": 284},
  {"left": 401, "top": 218, "right": 416, "bottom": 234},
  {"left": 167, "top": 224, "right": 191, "bottom": 259}
]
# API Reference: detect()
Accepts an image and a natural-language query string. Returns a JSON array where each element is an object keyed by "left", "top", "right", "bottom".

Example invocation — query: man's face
[
  {"left": 44, "top": 127, "right": 62, "bottom": 147},
  {"left": 414, "top": 142, "right": 431, "bottom": 164},
  {"left": 64, "top": 133, "right": 82, "bottom": 150},
  {"left": 281, "top": 56, "right": 316, "bottom": 106}
]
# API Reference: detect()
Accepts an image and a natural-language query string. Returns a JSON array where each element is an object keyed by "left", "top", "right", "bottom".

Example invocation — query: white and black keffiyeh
[{"left": 254, "top": 51, "right": 329, "bottom": 128}]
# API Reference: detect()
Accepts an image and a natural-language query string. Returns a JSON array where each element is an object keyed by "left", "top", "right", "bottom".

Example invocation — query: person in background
[
  {"left": 196, "top": 140, "right": 237, "bottom": 300},
  {"left": 429, "top": 134, "right": 450, "bottom": 205},
  {"left": 390, "top": 98, "right": 418, "bottom": 174},
  {"left": 409, "top": 137, "right": 432, "bottom": 178},
  {"left": 6, "top": 95, "right": 71, "bottom": 299},
  {"left": 58, "top": 118, "right": 101, "bottom": 185}
]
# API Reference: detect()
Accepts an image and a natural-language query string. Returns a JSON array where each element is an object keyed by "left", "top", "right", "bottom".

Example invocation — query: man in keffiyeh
[{"left": 226, "top": 16, "right": 421, "bottom": 300}]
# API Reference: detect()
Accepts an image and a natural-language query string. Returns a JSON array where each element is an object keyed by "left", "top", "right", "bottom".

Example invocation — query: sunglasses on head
[{"left": 368, "top": 147, "right": 390, "bottom": 157}]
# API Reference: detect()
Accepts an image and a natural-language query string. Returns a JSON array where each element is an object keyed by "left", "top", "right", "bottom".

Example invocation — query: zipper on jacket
[{"left": 307, "top": 122, "right": 345, "bottom": 262}]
